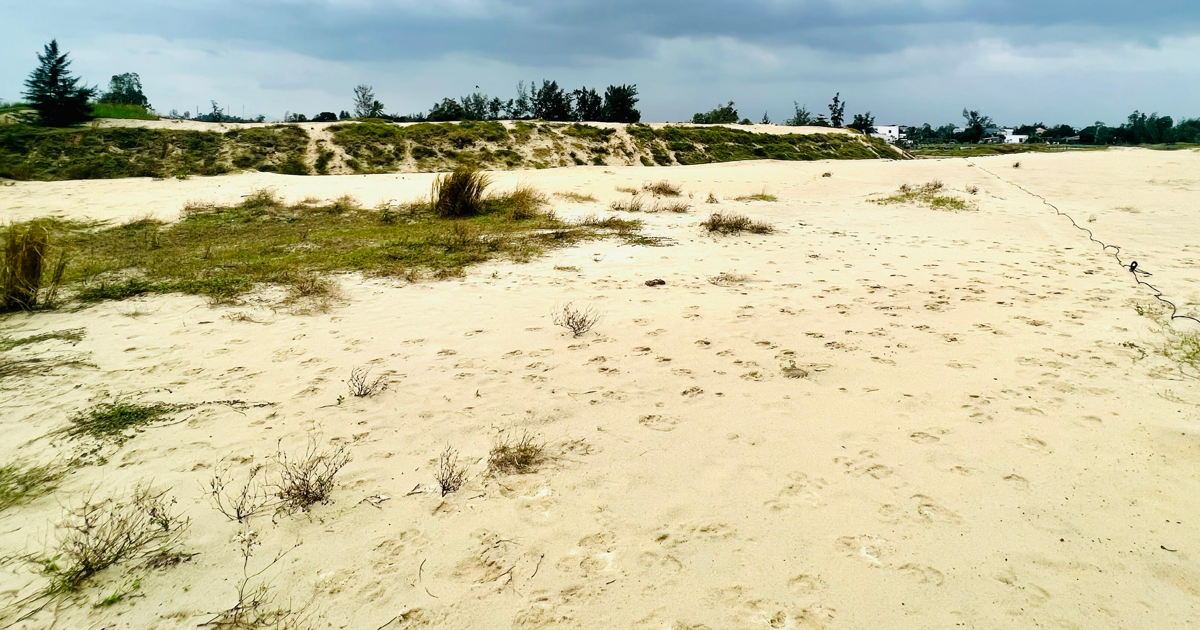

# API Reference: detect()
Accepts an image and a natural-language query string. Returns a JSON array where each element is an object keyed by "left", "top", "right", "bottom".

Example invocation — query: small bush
[
  {"left": 347, "top": 366, "right": 387, "bottom": 397},
  {"left": 272, "top": 439, "right": 352, "bottom": 514},
  {"left": 705, "top": 193, "right": 719, "bottom": 204},
  {"left": 209, "top": 464, "right": 273, "bottom": 523},
  {"left": 46, "top": 485, "right": 189, "bottom": 593},
  {"left": 487, "top": 431, "right": 546, "bottom": 475},
  {"left": 432, "top": 167, "right": 491, "bottom": 218},
  {"left": 553, "top": 302, "right": 602, "bottom": 337},
  {"left": 2, "top": 222, "right": 65, "bottom": 312},
  {"left": 642, "top": 181, "right": 682, "bottom": 197},
  {"left": 874, "top": 181, "right": 971, "bottom": 212},
  {"left": 1012, "top": 161, "right": 1022, "bottom": 169},
  {"left": 700, "top": 212, "right": 775, "bottom": 235},
  {"left": 436, "top": 446, "right": 467, "bottom": 497}
]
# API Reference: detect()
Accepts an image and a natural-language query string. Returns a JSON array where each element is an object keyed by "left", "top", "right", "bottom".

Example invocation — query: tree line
[{"left": 10, "top": 39, "right": 1199, "bottom": 149}]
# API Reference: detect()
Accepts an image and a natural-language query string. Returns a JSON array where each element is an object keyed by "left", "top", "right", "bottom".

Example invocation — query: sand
[{"left": 2, "top": 148, "right": 1200, "bottom": 629}]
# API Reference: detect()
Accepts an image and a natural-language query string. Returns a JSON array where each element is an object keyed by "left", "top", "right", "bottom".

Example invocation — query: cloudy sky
[{"left": 4, "top": 0, "right": 1198, "bottom": 125}]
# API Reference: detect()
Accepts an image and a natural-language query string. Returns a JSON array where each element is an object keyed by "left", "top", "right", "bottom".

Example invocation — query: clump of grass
[
  {"left": 642, "top": 181, "right": 682, "bottom": 197},
  {"left": 436, "top": 446, "right": 467, "bottom": 497},
  {"left": 272, "top": 439, "right": 352, "bottom": 514},
  {"left": 1012, "top": 161, "right": 1022, "bottom": 169},
  {"left": 347, "top": 366, "right": 387, "bottom": 397},
  {"left": 487, "top": 431, "right": 546, "bottom": 475},
  {"left": 67, "top": 400, "right": 182, "bottom": 443},
  {"left": 654, "top": 201, "right": 691, "bottom": 213},
  {"left": 610, "top": 197, "right": 646, "bottom": 212},
  {"left": 44, "top": 485, "right": 189, "bottom": 593},
  {"left": 873, "top": 181, "right": 973, "bottom": 212},
  {"left": 0, "top": 461, "right": 62, "bottom": 512},
  {"left": 553, "top": 191, "right": 597, "bottom": 203},
  {"left": 781, "top": 359, "right": 809, "bottom": 379},
  {"left": 700, "top": 212, "right": 775, "bottom": 235},
  {"left": 733, "top": 192, "right": 777, "bottom": 202},
  {"left": 432, "top": 167, "right": 492, "bottom": 218},
  {"left": 708, "top": 271, "right": 750, "bottom": 286},
  {"left": 1163, "top": 328, "right": 1200, "bottom": 376},
  {"left": 615, "top": 186, "right": 639, "bottom": 195},
  {"left": 553, "top": 302, "right": 602, "bottom": 337},
  {"left": 821, "top": 172, "right": 832, "bottom": 178},
  {"left": 2, "top": 222, "right": 67, "bottom": 312},
  {"left": 966, "top": 184, "right": 980, "bottom": 195},
  {"left": 705, "top": 193, "right": 719, "bottom": 204},
  {"left": 503, "top": 184, "right": 550, "bottom": 220}
]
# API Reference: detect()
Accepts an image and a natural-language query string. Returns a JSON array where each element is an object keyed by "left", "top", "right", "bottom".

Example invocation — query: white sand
[{"left": 2, "top": 149, "right": 1199, "bottom": 628}]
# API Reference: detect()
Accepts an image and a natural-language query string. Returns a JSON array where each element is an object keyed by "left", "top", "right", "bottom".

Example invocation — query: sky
[{"left": 3, "top": 0, "right": 1199, "bottom": 126}]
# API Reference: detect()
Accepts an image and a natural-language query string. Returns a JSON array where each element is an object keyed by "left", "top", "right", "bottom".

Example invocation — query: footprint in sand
[
  {"left": 639, "top": 414, "right": 681, "bottom": 432},
  {"left": 833, "top": 450, "right": 894, "bottom": 479},
  {"left": 836, "top": 535, "right": 888, "bottom": 567},
  {"left": 898, "top": 563, "right": 946, "bottom": 586}
]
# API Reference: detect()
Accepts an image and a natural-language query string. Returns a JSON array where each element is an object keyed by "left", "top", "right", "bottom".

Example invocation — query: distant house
[
  {"left": 871, "top": 125, "right": 903, "bottom": 144},
  {"left": 1001, "top": 128, "right": 1028, "bottom": 144}
]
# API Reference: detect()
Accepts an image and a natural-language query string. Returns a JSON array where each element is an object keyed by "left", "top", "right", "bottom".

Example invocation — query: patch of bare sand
[{"left": 2, "top": 149, "right": 1199, "bottom": 629}]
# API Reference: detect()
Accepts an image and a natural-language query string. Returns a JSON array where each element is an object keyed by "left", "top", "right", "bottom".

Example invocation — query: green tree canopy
[
  {"left": 23, "top": 39, "right": 95, "bottom": 127},
  {"left": 99, "top": 72, "right": 150, "bottom": 109}
]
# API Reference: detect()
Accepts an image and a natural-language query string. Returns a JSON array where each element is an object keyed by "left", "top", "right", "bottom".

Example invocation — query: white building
[
  {"left": 871, "top": 125, "right": 903, "bottom": 144},
  {"left": 1002, "top": 128, "right": 1029, "bottom": 144}
]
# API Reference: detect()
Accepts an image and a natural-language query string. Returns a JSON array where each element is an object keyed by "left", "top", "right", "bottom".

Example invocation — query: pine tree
[{"left": 23, "top": 40, "right": 95, "bottom": 127}]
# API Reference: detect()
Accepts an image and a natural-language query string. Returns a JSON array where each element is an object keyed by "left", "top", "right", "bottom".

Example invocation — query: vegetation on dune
[
  {"left": 89, "top": 103, "right": 157, "bottom": 120},
  {"left": 872, "top": 181, "right": 973, "bottom": 212},
  {"left": 909, "top": 143, "right": 1104, "bottom": 157},
  {"left": 627, "top": 124, "right": 896, "bottom": 165},
  {"left": 0, "top": 461, "right": 63, "bottom": 512},
  {"left": 329, "top": 120, "right": 515, "bottom": 172},
  {"left": 8, "top": 184, "right": 639, "bottom": 307},
  {"left": 0, "top": 124, "right": 309, "bottom": 180}
]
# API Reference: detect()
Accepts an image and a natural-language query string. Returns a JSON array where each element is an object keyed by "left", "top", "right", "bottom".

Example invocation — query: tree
[
  {"left": 353, "top": 85, "right": 384, "bottom": 118},
  {"left": 23, "top": 40, "right": 95, "bottom": 127},
  {"left": 960, "top": 109, "right": 992, "bottom": 143},
  {"left": 99, "top": 72, "right": 150, "bottom": 109},
  {"left": 784, "top": 103, "right": 813, "bottom": 126},
  {"left": 692, "top": 101, "right": 739, "bottom": 124},
  {"left": 427, "top": 97, "right": 466, "bottom": 121},
  {"left": 572, "top": 87, "right": 603, "bottom": 121},
  {"left": 531, "top": 80, "right": 572, "bottom": 121},
  {"left": 312, "top": 111, "right": 338, "bottom": 122},
  {"left": 600, "top": 84, "right": 640, "bottom": 123},
  {"left": 760, "top": 111, "right": 772, "bottom": 125},
  {"left": 827, "top": 93, "right": 845, "bottom": 128},
  {"left": 508, "top": 81, "right": 532, "bottom": 119},
  {"left": 339, "top": 110, "right": 351, "bottom": 120},
  {"left": 847, "top": 112, "right": 876, "bottom": 135}
]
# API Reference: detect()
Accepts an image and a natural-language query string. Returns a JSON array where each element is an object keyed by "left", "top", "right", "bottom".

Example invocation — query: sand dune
[{"left": 2, "top": 149, "right": 1199, "bottom": 629}]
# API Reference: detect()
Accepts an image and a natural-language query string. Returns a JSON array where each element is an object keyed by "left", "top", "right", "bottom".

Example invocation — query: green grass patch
[
  {"left": 872, "top": 181, "right": 973, "bottom": 212},
  {"left": 626, "top": 125, "right": 897, "bottom": 165},
  {"left": 329, "top": 120, "right": 516, "bottom": 172},
  {"left": 67, "top": 400, "right": 182, "bottom": 442},
  {"left": 33, "top": 185, "right": 640, "bottom": 306},
  {"left": 90, "top": 103, "right": 158, "bottom": 120},
  {"left": 909, "top": 143, "right": 1105, "bottom": 158},
  {"left": 0, "top": 461, "right": 62, "bottom": 512}
]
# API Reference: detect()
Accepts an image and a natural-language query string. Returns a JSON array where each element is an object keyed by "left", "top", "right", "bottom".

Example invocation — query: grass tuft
[
  {"left": 0, "top": 461, "right": 62, "bottom": 512},
  {"left": 610, "top": 197, "right": 646, "bottom": 213},
  {"left": 432, "top": 167, "right": 492, "bottom": 218},
  {"left": 733, "top": 192, "right": 778, "bottom": 202},
  {"left": 487, "top": 431, "right": 546, "bottom": 475},
  {"left": 700, "top": 212, "right": 775, "bottom": 235},
  {"left": 641, "top": 181, "right": 682, "bottom": 197},
  {"left": 553, "top": 191, "right": 598, "bottom": 203},
  {"left": 67, "top": 400, "right": 181, "bottom": 443}
]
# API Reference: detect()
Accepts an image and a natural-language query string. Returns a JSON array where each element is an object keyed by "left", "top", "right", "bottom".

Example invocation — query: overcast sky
[{"left": 4, "top": 0, "right": 1198, "bottom": 125}]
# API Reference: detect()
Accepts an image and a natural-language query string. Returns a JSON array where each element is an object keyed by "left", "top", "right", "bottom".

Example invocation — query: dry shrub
[
  {"left": 700, "top": 212, "right": 775, "bottom": 235},
  {"left": 642, "top": 181, "right": 682, "bottom": 197},
  {"left": 209, "top": 464, "right": 272, "bottom": 524},
  {"left": 272, "top": 440, "right": 352, "bottom": 514},
  {"left": 347, "top": 366, "right": 387, "bottom": 397},
  {"left": 3, "top": 222, "right": 66, "bottom": 312},
  {"left": 553, "top": 191, "right": 598, "bottom": 203},
  {"left": 436, "top": 446, "right": 467, "bottom": 497},
  {"left": 487, "top": 431, "right": 546, "bottom": 475},
  {"left": 553, "top": 302, "right": 602, "bottom": 337},
  {"left": 705, "top": 193, "right": 719, "bottom": 204},
  {"left": 610, "top": 197, "right": 646, "bottom": 212},
  {"left": 615, "top": 186, "right": 639, "bottom": 195},
  {"left": 47, "top": 485, "right": 189, "bottom": 592},
  {"left": 432, "top": 167, "right": 492, "bottom": 218},
  {"left": 1012, "top": 161, "right": 1022, "bottom": 169},
  {"left": 966, "top": 185, "right": 980, "bottom": 195},
  {"left": 202, "top": 529, "right": 308, "bottom": 629}
]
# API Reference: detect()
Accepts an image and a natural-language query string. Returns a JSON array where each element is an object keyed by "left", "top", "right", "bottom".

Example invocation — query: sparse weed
[
  {"left": 347, "top": 366, "right": 387, "bottom": 397},
  {"left": 0, "top": 328, "right": 84, "bottom": 351},
  {"left": 487, "top": 431, "right": 546, "bottom": 475},
  {"left": 209, "top": 464, "right": 273, "bottom": 524},
  {"left": 615, "top": 186, "right": 639, "bottom": 195},
  {"left": 0, "top": 461, "right": 62, "bottom": 512},
  {"left": 553, "top": 191, "right": 598, "bottom": 203},
  {"left": 700, "top": 212, "right": 775, "bottom": 235},
  {"left": 733, "top": 192, "right": 777, "bottom": 202},
  {"left": 202, "top": 528, "right": 307, "bottom": 629},
  {"left": 705, "top": 193, "right": 719, "bottom": 204},
  {"left": 966, "top": 185, "right": 980, "bottom": 195},
  {"left": 553, "top": 302, "right": 602, "bottom": 337},
  {"left": 654, "top": 201, "right": 691, "bottom": 213},
  {"left": 436, "top": 446, "right": 467, "bottom": 497},
  {"left": 272, "top": 439, "right": 352, "bottom": 514},
  {"left": 708, "top": 271, "right": 750, "bottom": 286}
]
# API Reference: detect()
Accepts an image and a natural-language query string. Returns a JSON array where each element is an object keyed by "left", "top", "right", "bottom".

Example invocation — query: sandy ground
[{"left": 2, "top": 149, "right": 1200, "bottom": 629}]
